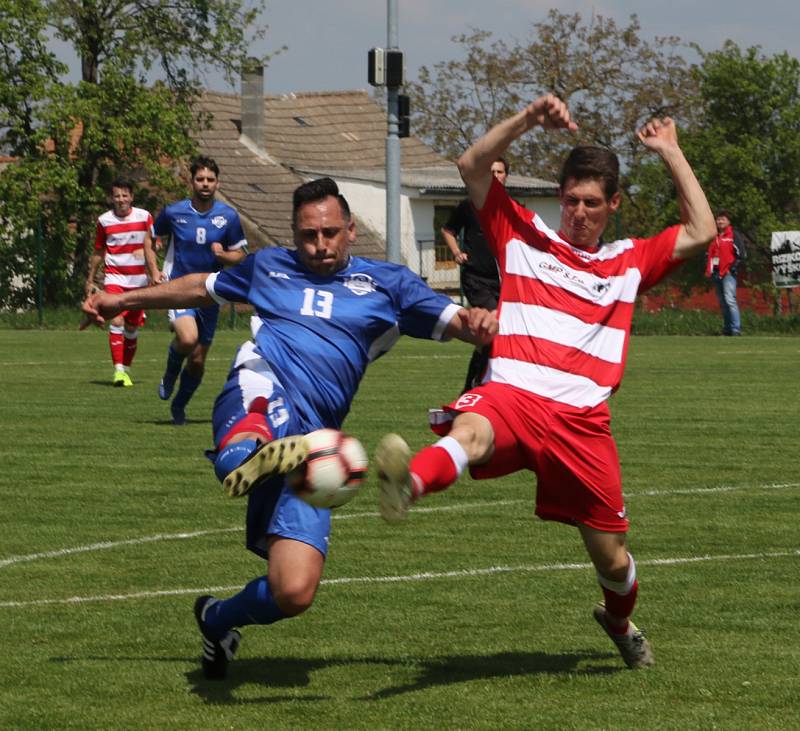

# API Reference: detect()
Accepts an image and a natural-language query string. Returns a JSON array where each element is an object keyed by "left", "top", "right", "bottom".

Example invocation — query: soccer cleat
[
  {"left": 194, "top": 595, "right": 241, "bottom": 680},
  {"left": 119, "top": 371, "right": 133, "bottom": 387},
  {"left": 113, "top": 370, "right": 126, "bottom": 387},
  {"left": 158, "top": 376, "right": 174, "bottom": 401},
  {"left": 170, "top": 402, "right": 186, "bottom": 426},
  {"left": 222, "top": 436, "right": 309, "bottom": 498},
  {"left": 375, "top": 433, "right": 413, "bottom": 523},
  {"left": 592, "top": 601, "right": 654, "bottom": 669}
]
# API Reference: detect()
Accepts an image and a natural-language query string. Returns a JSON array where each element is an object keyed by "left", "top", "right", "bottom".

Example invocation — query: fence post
[{"left": 36, "top": 219, "right": 43, "bottom": 327}]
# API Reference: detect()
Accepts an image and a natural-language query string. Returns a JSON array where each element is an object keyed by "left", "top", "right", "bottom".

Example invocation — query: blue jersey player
[
  {"left": 147, "top": 157, "right": 248, "bottom": 424},
  {"left": 82, "top": 178, "right": 498, "bottom": 680}
]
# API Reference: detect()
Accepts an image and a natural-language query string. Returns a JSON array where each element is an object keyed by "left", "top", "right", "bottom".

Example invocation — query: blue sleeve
[
  {"left": 210, "top": 252, "right": 256, "bottom": 303},
  {"left": 395, "top": 267, "right": 456, "bottom": 339},
  {"left": 153, "top": 208, "right": 171, "bottom": 238}
]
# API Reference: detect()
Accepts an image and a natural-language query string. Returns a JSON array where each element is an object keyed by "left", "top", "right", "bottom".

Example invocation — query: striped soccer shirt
[
  {"left": 476, "top": 178, "right": 682, "bottom": 408},
  {"left": 94, "top": 207, "right": 154, "bottom": 289}
]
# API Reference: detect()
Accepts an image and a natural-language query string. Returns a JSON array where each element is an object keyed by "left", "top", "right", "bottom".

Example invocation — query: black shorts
[{"left": 461, "top": 269, "right": 500, "bottom": 310}]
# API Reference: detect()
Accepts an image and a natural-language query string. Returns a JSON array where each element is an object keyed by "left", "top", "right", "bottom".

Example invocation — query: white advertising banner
[{"left": 770, "top": 231, "right": 800, "bottom": 288}]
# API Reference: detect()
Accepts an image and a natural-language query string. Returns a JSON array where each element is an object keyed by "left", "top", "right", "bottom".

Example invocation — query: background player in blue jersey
[
  {"left": 82, "top": 177, "right": 498, "bottom": 680},
  {"left": 147, "top": 157, "right": 248, "bottom": 424}
]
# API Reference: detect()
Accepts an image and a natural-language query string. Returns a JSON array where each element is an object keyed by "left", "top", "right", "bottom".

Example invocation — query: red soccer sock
[
  {"left": 601, "top": 579, "right": 639, "bottom": 634},
  {"left": 108, "top": 328, "right": 124, "bottom": 367},
  {"left": 218, "top": 410, "right": 273, "bottom": 450},
  {"left": 409, "top": 444, "right": 460, "bottom": 498},
  {"left": 122, "top": 331, "right": 138, "bottom": 366}
]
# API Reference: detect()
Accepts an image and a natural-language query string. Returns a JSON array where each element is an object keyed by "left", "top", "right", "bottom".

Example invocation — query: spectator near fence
[{"left": 705, "top": 209, "right": 746, "bottom": 335}]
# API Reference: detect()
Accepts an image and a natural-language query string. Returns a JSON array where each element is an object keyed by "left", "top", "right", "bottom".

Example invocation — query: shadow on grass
[
  {"left": 183, "top": 649, "right": 620, "bottom": 704},
  {"left": 148, "top": 418, "right": 213, "bottom": 427},
  {"left": 51, "top": 649, "right": 620, "bottom": 704}
]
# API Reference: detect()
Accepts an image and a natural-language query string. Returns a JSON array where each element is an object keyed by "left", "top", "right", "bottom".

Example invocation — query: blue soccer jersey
[
  {"left": 154, "top": 199, "right": 247, "bottom": 279},
  {"left": 207, "top": 248, "right": 460, "bottom": 428}
]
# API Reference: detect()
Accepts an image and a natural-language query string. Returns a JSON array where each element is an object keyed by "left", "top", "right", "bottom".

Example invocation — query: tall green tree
[
  {"left": 632, "top": 42, "right": 800, "bottom": 289},
  {"left": 410, "top": 9, "right": 696, "bottom": 204},
  {"left": 0, "top": 0, "right": 277, "bottom": 308}
]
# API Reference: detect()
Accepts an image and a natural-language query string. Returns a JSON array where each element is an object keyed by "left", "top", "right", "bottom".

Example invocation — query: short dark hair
[
  {"left": 190, "top": 156, "right": 219, "bottom": 178},
  {"left": 110, "top": 178, "right": 134, "bottom": 194},
  {"left": 292, "top": 177, "right": 351, "bottom": 226},
  {"left": 715, "top": 209, "right": 731, "bottom": 219},
  {"left": 559, "top": 146, "right": 619, "bottom": 200},
  {"left": 494, "top": 157, "right": 509, "bottom": 174}
]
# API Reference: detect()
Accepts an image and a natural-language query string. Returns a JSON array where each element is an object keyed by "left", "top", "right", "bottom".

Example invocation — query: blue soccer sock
[
  {"left": 203, "top": 576, "right": 287, "bottom": 639},
  {"left": 163, "top": 344, "right": 185, "bottom": 384},
  {"left": 213, "top": 439, "right": 258, "bottom": 482},
  {"left": 171, "top": 368, "right": 202, "bottom": 411}
]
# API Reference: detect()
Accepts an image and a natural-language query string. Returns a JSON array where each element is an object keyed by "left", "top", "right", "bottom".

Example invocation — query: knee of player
[
  {"left": 272, "top": 578, "right": 319, "bottom": 616},
  {"left": 593, "top": 548, "right": 631, "bottom": 583},
  {"left": 450, "top": 413, "right": 494, "bottom": 463}
]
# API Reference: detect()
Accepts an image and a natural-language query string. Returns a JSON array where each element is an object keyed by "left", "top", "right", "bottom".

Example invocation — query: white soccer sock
[{"left": 433, "top": 435, "right": 469, "bottom": 476}]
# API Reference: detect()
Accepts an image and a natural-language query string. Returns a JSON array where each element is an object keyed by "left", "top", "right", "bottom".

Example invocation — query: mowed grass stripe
[
  {"left": 2, "top": 548, "right": 797, "bottom": 608},
  {"left": 2, "top": 483, "right": 797, "bottom": 569}
]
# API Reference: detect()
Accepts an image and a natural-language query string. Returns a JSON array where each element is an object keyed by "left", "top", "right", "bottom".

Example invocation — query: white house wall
[
  {"left": 331, "top": 179, "right": 563, "bottom": 289},
  {"left": 332, "top": 180, "right": 437, "bottom": 278}
]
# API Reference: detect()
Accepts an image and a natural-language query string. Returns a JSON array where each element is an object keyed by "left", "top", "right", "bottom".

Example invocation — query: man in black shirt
[{"left": 442, "top": 157, "right": 508, "bottom": 391}]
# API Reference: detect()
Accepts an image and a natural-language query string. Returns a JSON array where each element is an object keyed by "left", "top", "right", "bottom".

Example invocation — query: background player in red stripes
[
  {"left": 377, "top": 94, "right": 716, "bottom": 669},
  {"left": 85, "top": 178, "right": 154, "bottom": 387}
]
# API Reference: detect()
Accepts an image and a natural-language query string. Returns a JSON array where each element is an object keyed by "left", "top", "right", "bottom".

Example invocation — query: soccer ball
[{"left": 288, "top": 429, "right": 368, "bottom": 509}]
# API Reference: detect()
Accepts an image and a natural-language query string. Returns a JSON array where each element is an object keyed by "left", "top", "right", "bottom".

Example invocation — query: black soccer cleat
[{"left": 194, "top": 594, "right": 241, "bottom": 680}]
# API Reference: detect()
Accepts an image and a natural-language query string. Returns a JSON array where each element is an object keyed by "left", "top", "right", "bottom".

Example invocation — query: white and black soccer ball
[{"left": 288, "top": 429, "right": 368, "bottom": 509}]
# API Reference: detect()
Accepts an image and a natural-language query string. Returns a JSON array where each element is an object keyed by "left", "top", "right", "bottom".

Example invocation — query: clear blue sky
[
  {"left": 217, "top": 0, "right": 800, "bottom": 95},
  {"left": 51, "top": 1, "right": 799, "bottom": 94}
]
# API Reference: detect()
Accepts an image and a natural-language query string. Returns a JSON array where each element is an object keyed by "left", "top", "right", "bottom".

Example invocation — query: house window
[{"left": 433, "top": 205, "right": 457, "bottom": 269}]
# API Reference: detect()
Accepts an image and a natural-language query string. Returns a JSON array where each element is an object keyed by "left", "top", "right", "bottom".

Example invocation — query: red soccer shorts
[
  {"left": 440, "top": 381, "right": 628, "bottom": 532},
  {"left": 105, "top": 284, "right": 146, "bottom": 328}
]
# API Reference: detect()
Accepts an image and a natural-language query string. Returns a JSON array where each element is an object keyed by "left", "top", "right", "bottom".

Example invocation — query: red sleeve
[
  {"left": 473, "top": 177, "right": 539, "bottom": 267},
  {"left": 93, "top": 220, "right": 106, "bottom": 252},
  {"left": 633, "top": 225, "right": 684, "bottom": 292}
]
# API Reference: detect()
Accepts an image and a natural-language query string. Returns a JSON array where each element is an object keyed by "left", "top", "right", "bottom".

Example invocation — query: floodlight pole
[{"left": 385, "top": 0, "right": 401, "bottom": 264}]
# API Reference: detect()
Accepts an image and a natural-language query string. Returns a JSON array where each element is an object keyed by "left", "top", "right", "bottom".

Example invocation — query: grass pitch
[{"left": 0, "top": 328, "right": 798, "bottom": 729}]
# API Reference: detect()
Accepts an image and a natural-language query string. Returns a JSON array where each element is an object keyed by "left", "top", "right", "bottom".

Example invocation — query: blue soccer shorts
[
  {"left": 211, "top": 349, "right": 331, "bottom": 560},
  {"left": 168, "top": 303, "right": 220, "bottom": 346}
]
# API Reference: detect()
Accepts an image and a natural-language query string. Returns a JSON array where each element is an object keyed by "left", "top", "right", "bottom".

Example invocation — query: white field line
[
  {"left": 1, "top": 549, "right": 798, "bottom": 609},
  {"left": 2, "top": 484, "right": 799, "bottom": 572}
]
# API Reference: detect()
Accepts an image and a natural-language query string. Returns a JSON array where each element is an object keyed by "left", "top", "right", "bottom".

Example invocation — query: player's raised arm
[
  {"left": 81, "top": 273, "right": 214, "bottom": 328},
  {"left": 457, "top": 94, "right": 577, "bottom": 210},
  {"left": 637, "top": 117, "right": 716, "bottom": 259}
]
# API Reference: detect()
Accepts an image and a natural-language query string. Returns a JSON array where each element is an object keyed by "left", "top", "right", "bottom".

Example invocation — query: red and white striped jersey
[
  {"left": 476, "top": 178, "right": 682, "bottom": 408},
  {"left": 94, "top": 207, "right": 153, "bottom": 289}
]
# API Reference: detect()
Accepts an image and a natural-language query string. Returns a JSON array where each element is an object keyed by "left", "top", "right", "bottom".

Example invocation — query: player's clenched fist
[{"left": 525, "top": 94, "right": 579, "bottom": 132}]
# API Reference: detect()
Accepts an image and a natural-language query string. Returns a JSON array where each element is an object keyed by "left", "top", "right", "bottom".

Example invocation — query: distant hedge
[
  {"left": 0, "top": 304, "right": 253, "bottom": 331},
  {"left": 631, "top": 308, "right": 800, "bottom": 335}
]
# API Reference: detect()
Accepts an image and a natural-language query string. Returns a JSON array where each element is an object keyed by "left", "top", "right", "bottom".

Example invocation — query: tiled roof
[
  {"left": 295, "top": 164, "right": 558, "bottom": 196},
  {"left": 195, "top": 89, "right": 453, "bottom": 259},
  {"left": 194, "top": 89, "right": 557, "bottom": 258}
]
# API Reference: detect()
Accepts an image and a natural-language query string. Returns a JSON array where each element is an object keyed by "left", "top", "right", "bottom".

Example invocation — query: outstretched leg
[{"left": 377, "top": 412, "right": 493, "bottom": 522}]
